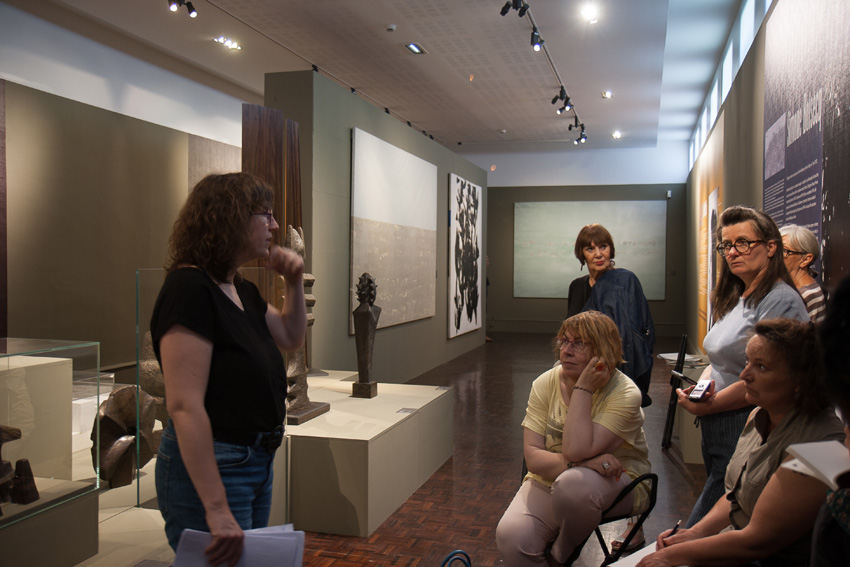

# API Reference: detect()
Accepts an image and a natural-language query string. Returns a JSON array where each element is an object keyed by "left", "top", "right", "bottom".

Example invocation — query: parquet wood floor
[{"left": 302, "top": 333, "right": 706, "bottom": 567}]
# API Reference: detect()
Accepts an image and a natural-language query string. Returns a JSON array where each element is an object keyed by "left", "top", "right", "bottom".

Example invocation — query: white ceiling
[{"left": 39, "top": 0, "right": 741, "bottom": 155}]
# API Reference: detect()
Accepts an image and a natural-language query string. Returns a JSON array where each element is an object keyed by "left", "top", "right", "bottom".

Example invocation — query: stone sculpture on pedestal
[
  {"left": 283, "top": 225, "right": 329, "bottom": 425},
  {"left": 352, "top": 272, "right": 380, "bottom": 398},
  {"left": 91, "top": 385, "right": 157, "bottom": 488}
]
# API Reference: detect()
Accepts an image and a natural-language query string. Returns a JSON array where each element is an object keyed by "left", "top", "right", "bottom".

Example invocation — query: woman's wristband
[{"left": 572, "top": 385, "right": 594, "bottom": 395}]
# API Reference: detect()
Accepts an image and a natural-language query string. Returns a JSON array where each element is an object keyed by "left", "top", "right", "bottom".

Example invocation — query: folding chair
[
  {"left": 592, "top": 472, "right": 658, "bottom": 566},
  {"left": 520, "top": 461, "right": 659, "bottom": 566}
]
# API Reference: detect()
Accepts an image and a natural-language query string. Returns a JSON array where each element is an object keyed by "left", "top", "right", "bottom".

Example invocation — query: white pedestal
[
  {"left": 0, "top": 356, "right": 73, "bottom": 479},
  {"left": 286, "top": 371, "right": 454, "bottom": 537}
]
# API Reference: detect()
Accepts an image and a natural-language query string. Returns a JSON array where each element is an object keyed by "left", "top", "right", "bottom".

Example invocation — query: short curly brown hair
[{"left": 165, "top": 172, "right": 273, "bottom": 282}]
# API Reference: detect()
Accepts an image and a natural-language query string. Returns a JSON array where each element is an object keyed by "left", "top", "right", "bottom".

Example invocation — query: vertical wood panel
[
  {"left": 241, "top": 104, "right": 304, "bottom": 312},
  {"left": 285, "top": 118, "right": 302, "bottom": 231},
  {"left": 0, "top": 80, "right": 7, "bottom": 337}
]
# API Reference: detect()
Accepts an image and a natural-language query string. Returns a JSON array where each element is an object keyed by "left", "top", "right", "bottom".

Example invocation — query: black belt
[{"left": 213, "top": 425, "right": 284, "bottom": 452}]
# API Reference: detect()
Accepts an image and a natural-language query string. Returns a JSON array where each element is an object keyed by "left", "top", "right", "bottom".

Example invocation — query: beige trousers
[{"left": 496, "top": 467, "right": 633, "bottom": 566}]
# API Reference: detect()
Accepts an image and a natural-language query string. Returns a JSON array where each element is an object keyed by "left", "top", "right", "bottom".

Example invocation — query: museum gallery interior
[{"left": 1, "top": 0, "right": 848, "bottom": 566}]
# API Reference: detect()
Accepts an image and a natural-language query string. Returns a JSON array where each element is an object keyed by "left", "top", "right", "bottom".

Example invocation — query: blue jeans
[
  {"left": 155, "top": 423, "right": 276, "bottom": 550},
  {"left": 686, "top": 406, "right": 752, "bottom": 527}
]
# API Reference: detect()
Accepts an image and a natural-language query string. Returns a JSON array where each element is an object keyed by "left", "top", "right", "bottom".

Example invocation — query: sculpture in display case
[
  {"left": 139, "top": 331, "right": 168, "bottom": 450},
  {"left": 0, "top": 425, "right": 22, "bottom": 505},
  {"left": 11, "top": 459, "right": 39, "bottom": 505},
  {"left": 91, "top": 385, "right": 157, "bottom": 488},
  {"left": 352, "top": 272, "right": 380, "bottom": 398},
  {"left": 0, "top": 425, "right": 40, "bottom": 514},
  {"left": 283, "top": 225, "right": 328, "bottom": 425}
]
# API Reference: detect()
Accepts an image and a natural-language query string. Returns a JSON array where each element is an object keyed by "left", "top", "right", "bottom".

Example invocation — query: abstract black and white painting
[{"left": 448, "top": 173, "right": 483, "bottom": 338}]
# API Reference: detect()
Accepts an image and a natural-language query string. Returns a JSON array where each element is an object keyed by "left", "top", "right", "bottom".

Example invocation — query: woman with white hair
[{"left": 779, "top": 224, "right": 826, "bottom": 322}]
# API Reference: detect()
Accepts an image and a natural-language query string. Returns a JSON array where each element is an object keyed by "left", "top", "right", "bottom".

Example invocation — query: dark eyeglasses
[
  {"left": 253, "top": 211, "right": 274, "bottom": 225},
  {"left": 715, "top": 238, "right": 764, "bottom": 257},
  {"left": 782, "top": 248, "right": 806, "bottom": 258}
]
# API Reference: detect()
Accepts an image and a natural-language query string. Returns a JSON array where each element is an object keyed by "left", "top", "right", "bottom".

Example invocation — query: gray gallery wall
[
  {"left": 264, "top": 71, "right": 489, "bottom": 384},
  {"left": 487, "top": 183, "right": 687, "bottom": 338},
  {"left": 685, "top": 11, "right": 767, "bottom": 353},
  {"left": 4, "top": 81, "right": 239, "bottom": 370}
]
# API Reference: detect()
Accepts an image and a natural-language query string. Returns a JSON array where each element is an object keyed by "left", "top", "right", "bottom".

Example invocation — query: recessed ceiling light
[
  {"left": 490, "top": 164, "right": 497, "bottom": 172},
  {"left": 214, "top": 36, "right": 242, "bottom": 50},
  {"left": 612, "top": 131, "right": 622, "bottom": 139},
  {"left": 405, "top": 43, "right": 427, "bottom": 54},
  {"left": 601, "top": 90, "right": 613, "bottom": 99},
  {"left": 581, "top": 4, "right": 599, "bottom": 24}
]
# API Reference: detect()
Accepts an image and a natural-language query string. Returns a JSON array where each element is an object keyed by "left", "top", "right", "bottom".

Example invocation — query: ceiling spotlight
[
  {"left": 551, "top": 85, "right": 567, "bottom": 105},
  {"left": 385, "top": 107, "right": 390, "bottom": 114},
  {"left": 531, "top": 27, "right": 544, "bottom": 51},
  {"left": 601, "top": 90, "right": 613, "bottom": 99},
  {"left": 500, "top": 1, "right": 511, "bottom": 16},
  {"left": 563, "top": 97, "right": 572, "bottom": 111},
  {"left": 581, "top": 4, "right": 599, "bottom": 24},
  {"left": 518, "top": 2, "right": 530, "bottom": 17},
  {"left": 612, "top": 130, "right": 622, "bottom": 139},
  {"left": 568, "top": 116, "right": 580, "bottom": 130},
  {"left": 168, "top": 1, "right": 181, "bottom": 12},
  {"left": 405, "top": 43, "right": 426, "bottom": 54},
  {"left": 351, "top": 87, "right": 356, "bottom": 94},
  {"left": 512, "top": 0, "right": 524, "bottom": 9},
  {"left": 214, "top": 36, "right": 241, "bottom": 50},
  {"left": 186, "top": 2, "right": 197, "bottom": 17},
  {"left": 312, "top": 65, "right": 318, "bottom": 72}
]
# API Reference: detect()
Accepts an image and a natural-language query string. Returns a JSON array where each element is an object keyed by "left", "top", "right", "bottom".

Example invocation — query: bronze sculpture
[{"left": 352, "top": 272, "right": 380, "bottom": 398}]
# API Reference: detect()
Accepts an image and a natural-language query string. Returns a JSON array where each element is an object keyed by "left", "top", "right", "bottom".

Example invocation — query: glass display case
[{"left": 0, "top": 338, "right": 101, "bottom": 529}]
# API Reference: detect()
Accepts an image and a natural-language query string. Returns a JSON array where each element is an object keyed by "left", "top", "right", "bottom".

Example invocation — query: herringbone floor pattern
[{"left": 302, "top": 333, "right": 706, "bottom": 567}]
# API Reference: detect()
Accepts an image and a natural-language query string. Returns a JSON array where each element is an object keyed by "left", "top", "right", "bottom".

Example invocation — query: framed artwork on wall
[
  {"left": 350, "top": 128, "right": 437, "bottom": 332},
  {"left": 448, "top": 173, "right": 483, "bottom": 338}
]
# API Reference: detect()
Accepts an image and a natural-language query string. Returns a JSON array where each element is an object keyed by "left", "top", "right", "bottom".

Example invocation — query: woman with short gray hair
[{"left": 779, "top": 224, "right": 826, "bottom": 322}]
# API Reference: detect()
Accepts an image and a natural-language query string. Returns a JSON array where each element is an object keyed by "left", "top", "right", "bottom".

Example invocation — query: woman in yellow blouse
[{"left": 496, "top": 311, "right": 650, "bottom": 566}]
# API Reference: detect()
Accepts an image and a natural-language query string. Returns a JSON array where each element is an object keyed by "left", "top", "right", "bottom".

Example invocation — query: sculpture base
[
  {"left": 286, "top": 401, "right": 331, "bottom": 426},
  {"left": 352, "top": 381, "right": 378, "bottom": 398}
]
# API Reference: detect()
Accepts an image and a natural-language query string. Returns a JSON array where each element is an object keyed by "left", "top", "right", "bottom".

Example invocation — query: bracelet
[{"left": 572, "top": 386, "right": 594, "bottom": 395}]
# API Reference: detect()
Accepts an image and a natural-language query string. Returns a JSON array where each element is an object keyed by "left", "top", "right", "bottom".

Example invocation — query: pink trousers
[{"left": 496, "top": 467, "right": 633, "bottom": 566}]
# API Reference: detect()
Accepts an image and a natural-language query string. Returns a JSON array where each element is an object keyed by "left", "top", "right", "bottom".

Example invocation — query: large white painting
[
  {"left": 350, "top": 128, "right": 437, "bottom": 331},
  {"left": 513, "top": 200, "right": 667, "bottom": 300},
  {"left": 448, "top": 174, "right": 483, "bottom": 338}
]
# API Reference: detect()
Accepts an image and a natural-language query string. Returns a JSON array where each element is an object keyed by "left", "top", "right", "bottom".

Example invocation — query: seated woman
[
  {"left": 496, "top": 311, "right": 650, "bottom": 567},
  {"left": 812, "top": 275, "right": 850, "bottom": 566},
  {"left": 637, "top": 318, "right": 844, "bottom": 567}
]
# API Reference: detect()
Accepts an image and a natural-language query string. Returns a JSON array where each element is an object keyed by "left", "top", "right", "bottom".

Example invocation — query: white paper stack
[{"left": 174, "top": 524, "right": 305, "bottom": 567}]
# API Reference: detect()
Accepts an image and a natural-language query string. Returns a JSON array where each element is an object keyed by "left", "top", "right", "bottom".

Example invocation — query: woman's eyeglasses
[
  {"left": 715, "top": 238, "right": 764, "bottom": 257},
  {"left": 253, "top": 211, "right": 275, "bottom": 225},
  {"left": 782, "top": 248, "right": 805, "bottom": 258},
  {"left": 556, "top": 336, "right": 587, "bottom": 352}
]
